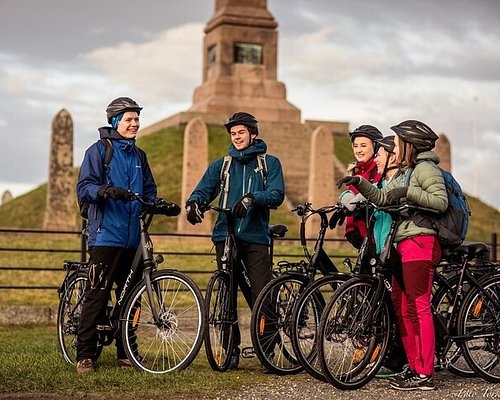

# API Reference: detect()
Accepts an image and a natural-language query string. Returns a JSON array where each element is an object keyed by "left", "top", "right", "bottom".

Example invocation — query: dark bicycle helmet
[
  {"left": 375, "top": 135, "right": 396, "bottom": 154},
  {"left": 224, "top": 112, "right": 259, "bottom": 135},
  {"left": 106, "top": 97, "right": 143, "bottom": 123},
  {"left": 349, "top": 125, "right": 383, "bottom": 143},
  {"left": 390, "top": 120, "right": 439, "bottom": 152}
]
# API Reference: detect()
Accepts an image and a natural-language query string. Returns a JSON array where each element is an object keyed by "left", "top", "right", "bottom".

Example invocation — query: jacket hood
[
  {"left": 228, "top": 138, "right": 267, "bottom": 164},
  {"left": 98, "top": 126, "right": 136, "bottom": 142},
  {"left": 416, "top": 150, "right": 440, "bottom": 164}
]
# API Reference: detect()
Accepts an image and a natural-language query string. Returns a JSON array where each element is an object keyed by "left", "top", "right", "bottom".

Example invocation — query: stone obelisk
[{"left": 43, "top": 109, "right": 76, "bottom": 231}]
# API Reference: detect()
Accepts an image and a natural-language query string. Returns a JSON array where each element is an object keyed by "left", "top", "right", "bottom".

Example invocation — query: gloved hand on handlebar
[
  {"left": 336, "top": 176, "right": 361, "bottom": 189},
  {"left": 232, "top": 193, "right": 255, "bottom": 218},
  {"left": 97, "top": 185, "right": 131, "bottom": 202},
  {"left": 156, "top": 198, "right": 181, "bottom": 217},
  {"left": 328, "top": 208, "right": 346, "bottom": 230},
  {"left": 386, "top": 187, "right": 408, "bottom": 205},
  {"left": 186, "top": 201, "right": 204, "bottom": 225}
]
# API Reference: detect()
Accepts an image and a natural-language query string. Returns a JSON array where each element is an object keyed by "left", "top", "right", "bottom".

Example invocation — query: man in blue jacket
[
  {"left": 75, "top": 97, "right": 158, "bottom": 374},
  {"left": 186, "top": 112, "right": 285, "bottom": 369}
]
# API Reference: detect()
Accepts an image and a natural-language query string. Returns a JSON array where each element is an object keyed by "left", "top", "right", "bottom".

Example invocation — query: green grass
[{"left": 0, "top": 325, "right": 289, "bottom": 399}]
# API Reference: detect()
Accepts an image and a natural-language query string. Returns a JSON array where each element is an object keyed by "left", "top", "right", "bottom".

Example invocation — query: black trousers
[
  {"left": 215, "top": 240, "right": 272, "bottom": 348},
  {"left": 77, "top": 246, "right": 141, "bottom": 361}
]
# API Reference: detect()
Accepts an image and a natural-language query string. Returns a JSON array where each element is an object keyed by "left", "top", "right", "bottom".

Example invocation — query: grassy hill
[{"left": 0, "top": 127, "right": 498, "bottom": 243}]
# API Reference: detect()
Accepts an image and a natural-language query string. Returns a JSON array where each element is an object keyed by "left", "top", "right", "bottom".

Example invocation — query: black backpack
[{"left": 78, "top": 139, "right": 146, "bottom": 219}]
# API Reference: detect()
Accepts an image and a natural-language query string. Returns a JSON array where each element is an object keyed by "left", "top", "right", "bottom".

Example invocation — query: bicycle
[
  {"left": 203, "top": 204, "right": 287, "bottom": 372},
  {"left": 318, "top": 202, "right": 500, "bottom": 389},
  {"left": 57, "top": 195, "right": 206, "bottom": 374},
  {"left": 432, "top": 241, "right": 499, "bottom": 377},
  {"left": 250, "top": 202, "right": 345, "bottom": 375}
]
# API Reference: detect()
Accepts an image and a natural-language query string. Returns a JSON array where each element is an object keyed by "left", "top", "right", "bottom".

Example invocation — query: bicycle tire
[
  {"left": 457, "top": 274, "right": 500, "bottom": 383},
  {"left": 432, "top": 273, "right": 475, "bottom": 377},
  {"left": 121, "top": 270, "right": 206, "bottom": 374},
  {"left": 290, "top": 273, "right": 349, "bottom": 382},
  {"left": 250, "top": 273, "right": 309, "bottom": 375},
  {"left": 318, "top": 277, "right": 391, "bottom": 390},
  {"left": 204, "top": 270, "right": 235, "bottom": 372},
  {"left": 57, "top": 273, "right": 102, "bottom": 364}
]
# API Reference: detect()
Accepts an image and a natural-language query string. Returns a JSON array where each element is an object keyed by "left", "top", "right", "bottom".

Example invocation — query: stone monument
[
  {"left": 1, "top": 190, "right": 13, "bottom": 205},
  {"left": 43, "top": 109, "right": 76, "bottom": 231},
  {"left": 189, "top": 0, "right": 301, "bottom": 123}
]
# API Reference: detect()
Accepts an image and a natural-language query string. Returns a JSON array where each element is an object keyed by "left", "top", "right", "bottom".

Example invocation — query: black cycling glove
[
  {"left": 232, "top": 193, "right": 255, "bottom": 218},
  {"left": 156, "top": 198, "right": 181, "bottom": 216},
  {"left": 328, "top": 208, "right": 346, "bottom": 230},
  {"left": 386, "top": 187, "right": 408, "bottom": 205},
  {"left": 336, "top": 176, "right": 361, "bottom": 189},
  {"left": 185, "top": 201, "right": 204, "bottom": 225},
  {"left": 97, "top": 185, "right": 131, "bottom": 202}
]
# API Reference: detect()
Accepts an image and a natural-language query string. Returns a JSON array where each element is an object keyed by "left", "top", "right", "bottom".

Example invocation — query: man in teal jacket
[{"left": 186, "top": 112, "right": 285, "bottom": 368}]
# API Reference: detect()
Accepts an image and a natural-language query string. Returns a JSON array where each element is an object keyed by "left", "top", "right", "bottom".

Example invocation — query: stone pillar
[
  {"left": 43, "top": 109, "right": 76, "bottom": 231},
  {"left": 1, "top": 190, "right": 13, "bottom": 205},
  {"left": 306, "top": 125, "right": 336, "bottom": 238},
  {"left": 435, "top": 133, "right": 451, "bottom": 172},
  {"left": 177, "top": 117, "right": 211, "bottom": 234}
]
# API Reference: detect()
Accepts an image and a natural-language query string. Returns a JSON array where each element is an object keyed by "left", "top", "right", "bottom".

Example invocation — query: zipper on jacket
[{"left": 238, "top": 164, "right": 247, "bottom": 234}]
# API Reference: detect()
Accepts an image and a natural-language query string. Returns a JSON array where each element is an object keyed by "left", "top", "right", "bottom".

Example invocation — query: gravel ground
[{"left": 211, "top": 370, "right": 499, "bottom": 400}]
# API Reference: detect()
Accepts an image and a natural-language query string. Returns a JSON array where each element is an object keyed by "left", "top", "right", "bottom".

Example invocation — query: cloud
[{"left": 80, "top": 23, "right": 203, "bottom": 104}]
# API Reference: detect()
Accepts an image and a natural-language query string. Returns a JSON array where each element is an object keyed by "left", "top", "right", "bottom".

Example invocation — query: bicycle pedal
[
  {"left": 96, "top": 324, "right": 113, "bottom": 331},
  {"left": 241, "top": 347, "right": 255, "bottom": 358}
]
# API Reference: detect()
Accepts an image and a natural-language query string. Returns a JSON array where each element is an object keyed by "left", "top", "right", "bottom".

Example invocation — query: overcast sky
[{"left": 1, "top": 0, "right": 499, "bottom": 209}]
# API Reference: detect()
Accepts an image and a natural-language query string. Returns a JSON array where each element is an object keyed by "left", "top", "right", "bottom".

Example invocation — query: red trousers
[{"left": 391, "top": 235, "right": 441, "bottom": 376}]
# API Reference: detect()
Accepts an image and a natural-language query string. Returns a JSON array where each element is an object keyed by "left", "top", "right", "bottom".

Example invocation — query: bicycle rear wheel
[
  {"left": 121, "top": 270, "right": 206, "bottom": 374},
  {"left": 318, "top": 277, "right": 391, "bottom": 390},
  {"left": 57, "top": 273, "right": 89, "bottom": 364},
  {"left": 250, "top": 273, "right": 308, "bottom": 375},
  {"left": 290, "top": 273, "right": 349, "bottom": 382},
  {"left": 457, "top": 275, "right": 500, "bottom": 383},
  {"left": 204, "top": 270, "right": 235, "bottom": 372}
]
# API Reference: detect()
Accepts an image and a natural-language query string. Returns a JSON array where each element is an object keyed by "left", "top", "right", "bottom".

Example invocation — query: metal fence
[{"left": 0, "top": 227, "right": 497, "bottom": 291}]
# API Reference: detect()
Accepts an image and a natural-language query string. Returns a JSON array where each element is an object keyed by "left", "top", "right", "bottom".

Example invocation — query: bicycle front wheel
[
  {"left": 318, "top": 277, "right": 391, "bottom": 390},
  {"left": 204, "top": 270, "right": 235, "bottom": 372},
  {"left": 290, "top": 273, "right": 349, "bottom": 382},
  {"left": 57, "top": 273, "right": 88, "bottom": 364},
  {"left": 121, "top": 270, "right": 206, "bottom": 374},
  {"left": 250, "top": 273, "right": 309, "bottom": 375},
  {"left": 457, "top": 275, "right": 500, "bottom": 383}
]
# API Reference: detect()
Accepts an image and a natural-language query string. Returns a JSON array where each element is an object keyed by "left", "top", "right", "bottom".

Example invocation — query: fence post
[
  {"left": 491, "top": 233, "right": 497, "bottom": 262},
  {"left": 80, "top": 219, "right": 87, "bottom": 262}
]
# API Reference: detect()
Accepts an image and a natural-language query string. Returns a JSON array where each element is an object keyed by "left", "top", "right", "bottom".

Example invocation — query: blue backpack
[{"left": 406, "top": 162, "right": 470, "bottom": 249}]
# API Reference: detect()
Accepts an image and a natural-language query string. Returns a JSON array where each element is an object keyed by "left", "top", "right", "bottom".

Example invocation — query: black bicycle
[
  {"left": 250, "top": 203, "right": 345, "bottom": 375},
  {"left": 318, "top": 202, "right": 500, "bottom": 389},
  {"left": 57, "top": 195, "right": 206, "bottom": 373},
  {"left": 203, "top": 204, "right": 287, "bottom": 372}
]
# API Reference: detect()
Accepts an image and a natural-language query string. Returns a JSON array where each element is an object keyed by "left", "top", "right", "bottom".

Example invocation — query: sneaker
[
  {"left": 390, "top": 374, "right": 435, "bottom": 391},
  {"left": 117, "top": 358, "right": 132, "bottom": 368},
  {"left": 76, "top": 358, "right": 96, "bottom": 374},
  {"left": 228, "top": 347, "right": 240, "bottom": 370},
  {"left": 388, "top": 364, "right": 413, "bottom": 384}
]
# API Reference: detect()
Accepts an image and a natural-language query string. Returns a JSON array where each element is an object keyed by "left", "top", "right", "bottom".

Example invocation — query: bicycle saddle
[
  {"left": 443, "top": 242, "right": 489, "bottom": 261},
  {"left": 269, "top": 224, "right": 288, "bottom": 238}
]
